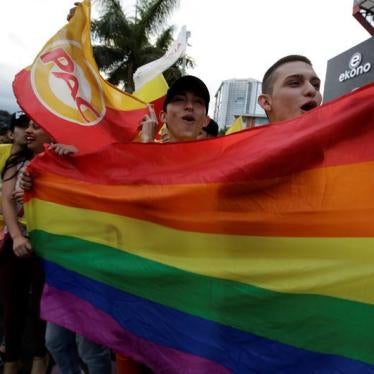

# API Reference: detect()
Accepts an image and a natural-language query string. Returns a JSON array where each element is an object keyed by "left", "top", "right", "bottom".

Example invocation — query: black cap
[
  {"left": 203, "top": 119, "right": 219, "bottom": 137},
  {"left": 163, "top": 75, "right": 210, "bottom": 112},
  {"left": 10, "top": 111, "right": 29, "bottom": 130}
]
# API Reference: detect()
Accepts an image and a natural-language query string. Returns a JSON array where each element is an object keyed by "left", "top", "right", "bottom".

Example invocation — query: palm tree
[{"left": 92, "top": 0, "right": 193, "bottom": 92}]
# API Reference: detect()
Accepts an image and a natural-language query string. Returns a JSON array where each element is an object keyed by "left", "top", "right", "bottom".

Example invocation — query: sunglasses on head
[{"left": 14, "top": 111, "right": 26, "bottom": 120}]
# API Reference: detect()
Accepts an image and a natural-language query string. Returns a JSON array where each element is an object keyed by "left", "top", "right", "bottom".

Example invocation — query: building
[{"left": 213, "top": 79, "right": 267, "bottom": 130}]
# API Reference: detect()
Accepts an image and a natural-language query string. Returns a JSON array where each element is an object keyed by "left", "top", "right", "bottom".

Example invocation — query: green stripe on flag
[{"left": 32, "top": 229, "right": 374, "bottom": 364}]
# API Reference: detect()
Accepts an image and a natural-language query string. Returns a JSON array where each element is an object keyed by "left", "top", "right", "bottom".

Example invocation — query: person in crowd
[
  {"left": 6, "top": 116, "right": 111, "bottom": 374},
  {"left": 197, "top": 118, "right": 219, "bottom": 139},
  {"left": 0, "top": 120, "right": 12, "bottom": 368},
  {"left": 0, "top": 112, "right": 48, "bottom": 374},
  {"left": 140, "top": 75, "right": 210, "bottom": 143},
  {"left": 25, "top": 121, "right": 112, "bottom": 374},
  {"left": 257, "top": 55, "right": 322, "bottom": 123},
  {"left": 0, "top": 122, "right": 11, "bottom": 144},
  {"left": 117, "top": 74, "right": 212, "bottom": 373}
]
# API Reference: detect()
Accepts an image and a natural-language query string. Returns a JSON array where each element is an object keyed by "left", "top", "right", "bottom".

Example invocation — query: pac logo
[{"left": 31, "top": 40, "right": 105, "bottom": 126}]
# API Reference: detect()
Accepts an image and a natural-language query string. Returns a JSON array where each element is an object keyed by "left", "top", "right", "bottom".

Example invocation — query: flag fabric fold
[
  {"left": 133, "top": 26, "right": 188, "bottom": 91},
  {"left": 13, "top": 0, "right": 148, "bottom": 154},
  {"left": 25, "top": 83, "right": 374, "bottom": 372}
]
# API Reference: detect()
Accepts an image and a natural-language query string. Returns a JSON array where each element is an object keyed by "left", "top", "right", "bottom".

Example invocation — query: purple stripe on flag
[{"left": 41, "top": 284, "right": 230, "bottom": 374}]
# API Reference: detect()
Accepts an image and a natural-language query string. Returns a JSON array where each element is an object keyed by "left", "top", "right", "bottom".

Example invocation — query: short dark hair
[
  {"left": 262, "top": 55, "right": 312, "bottom": 94},
  {"left": 0, "top": 121, "right": 9, "bottom": 135},
  {"left": 202, "top": 119, "right": 219, "bottom": 137}
]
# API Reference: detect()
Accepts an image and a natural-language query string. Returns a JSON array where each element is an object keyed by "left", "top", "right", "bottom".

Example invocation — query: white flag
[{"left": 133, "top": 26, "right": 188, "bottom": 90}]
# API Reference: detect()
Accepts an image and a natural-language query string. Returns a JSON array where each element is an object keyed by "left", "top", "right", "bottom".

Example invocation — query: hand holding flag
[{"left": 138, "top": 105, "right": 158, "bottom": 143}]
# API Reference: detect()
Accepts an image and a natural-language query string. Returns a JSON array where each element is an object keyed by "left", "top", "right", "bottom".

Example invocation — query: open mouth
[
  {"left": 300, "top": 101, "right": 318, "bottom": 111},
  {"left": 26, "top": 136, "right": 35, "bottom": 143},
  {"left": 181, "top": 114, "right": 195, "bottom": 122}
]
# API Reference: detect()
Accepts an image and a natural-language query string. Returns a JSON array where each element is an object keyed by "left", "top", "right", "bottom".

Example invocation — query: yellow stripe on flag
[{"left": 26, "top": 198, "right": 374, "bottom": 305}]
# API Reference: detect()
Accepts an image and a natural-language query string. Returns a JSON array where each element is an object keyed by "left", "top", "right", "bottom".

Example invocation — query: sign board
[{"left": 323, "top": 37, "right": 374, "bottom": 102}]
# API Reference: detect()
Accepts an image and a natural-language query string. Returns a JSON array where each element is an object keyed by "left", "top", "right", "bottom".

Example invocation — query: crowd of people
[{"left": 0, "top": 54, "right": 322, "bottom": 373}]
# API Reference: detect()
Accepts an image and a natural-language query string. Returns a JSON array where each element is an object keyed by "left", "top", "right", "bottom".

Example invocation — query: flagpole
[
  {"left": 135, "top": 0, "right": 138, "bottom": 21},
  {"left": 181, "top": 30, "right": 191, "bottom": 76}
]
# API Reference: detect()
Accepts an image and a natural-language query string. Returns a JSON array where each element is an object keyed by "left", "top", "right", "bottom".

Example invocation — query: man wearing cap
[
  {"left": 114, "top": 74, "right": 212, "bottom": 373},
  {"left": 140, "top": 75, "right": 210, "bottom": 143}
]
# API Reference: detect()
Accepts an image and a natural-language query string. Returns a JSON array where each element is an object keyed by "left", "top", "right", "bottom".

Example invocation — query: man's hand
[
  {"left": 67, "top": 2, "right": 81, "bottom": 21},
  {"left": 48, "top": 143, "right": 79, "bottom": 156},
  {"left": 139, "top": 105, "right": 157, "bottom": 143},
  {"left": 19, "top": 170, "right": 33, "bottom": 191},
  {"left": 13, "top": 235, "right": 32, "bottom": 257}
]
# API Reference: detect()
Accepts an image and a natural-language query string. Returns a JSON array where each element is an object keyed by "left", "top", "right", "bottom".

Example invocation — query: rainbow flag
[
  {"left": 25, "top": 83, "right": 374, "bottom": 372},
  {"left": 13, "top": 0, "right": 147, "bottom": 154}
]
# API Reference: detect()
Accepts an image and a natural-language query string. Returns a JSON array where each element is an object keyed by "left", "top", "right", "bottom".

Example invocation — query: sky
[{"left": 0, "top": 0, "right": 370, "bottom": 115}]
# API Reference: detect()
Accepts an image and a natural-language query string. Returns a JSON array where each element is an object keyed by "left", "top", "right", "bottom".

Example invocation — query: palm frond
[
  {"left": 163, "top": 56, "right": 195, "bottom": 86},
  {"left": 92, "top": 0, "right": 131, "bottom": 43},
  {"left": 95, "top": 0, "right": 127, "bottom": 17},
  {"left": 107, "top": 61, "right": 135, "bottom": 92},
  {"left": 135, "top": 45, "right": 163, "bottom": 66},
  {"left": 91, "top": 0, "right": 188, "bottom": 92},
  {"left": 155, "top": 26, "right": 174, "bottom": 51},
  {"left": 137, "top": 0, "right": 179, "bottom": 35},
  {"left": 93, "top": 45, "right": 127, "bottom": 70}
]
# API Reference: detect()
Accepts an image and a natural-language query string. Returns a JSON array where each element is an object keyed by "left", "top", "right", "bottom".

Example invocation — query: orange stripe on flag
[{"left": 30, "top": 160, "right": 374, "bottom": 237}]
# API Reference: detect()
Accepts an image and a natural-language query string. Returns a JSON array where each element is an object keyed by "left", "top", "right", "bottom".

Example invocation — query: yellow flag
[
  {"left": 225, "top": 116, "right": 243, "bottom": 135},
  {"left": 0, "top": 144, "right": 12, "bottom": 173},
  {"left": 13, "top": 0, "right": 148, "bottom": 153},
  {"left": 133, "top": 74, "right": 168, "bottom": 104}
]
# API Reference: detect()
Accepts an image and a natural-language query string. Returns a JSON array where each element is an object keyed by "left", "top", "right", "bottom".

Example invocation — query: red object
[
  {"left": 13, "top": 69, "right": 148, "bottom": 154},
  {"left": 116, "top": 354, "right": 144, "bottom": 374}
]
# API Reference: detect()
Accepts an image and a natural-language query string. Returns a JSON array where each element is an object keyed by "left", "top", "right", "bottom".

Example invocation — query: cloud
[
  {"left": 7, "top": 32, "right": 27, "bottom": 50},
  {"left": 0, "top": 63, "right": 21, "bottom": 113}
]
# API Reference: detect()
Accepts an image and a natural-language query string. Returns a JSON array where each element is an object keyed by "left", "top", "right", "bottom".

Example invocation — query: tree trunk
[{"left": 126, "top": 63, "right": 135, "bottom": 93}]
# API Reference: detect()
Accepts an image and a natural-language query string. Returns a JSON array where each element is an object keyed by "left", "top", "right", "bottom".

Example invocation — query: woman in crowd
[{"left": 0, "top": 112, "right": 49, "bottom": 374}]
